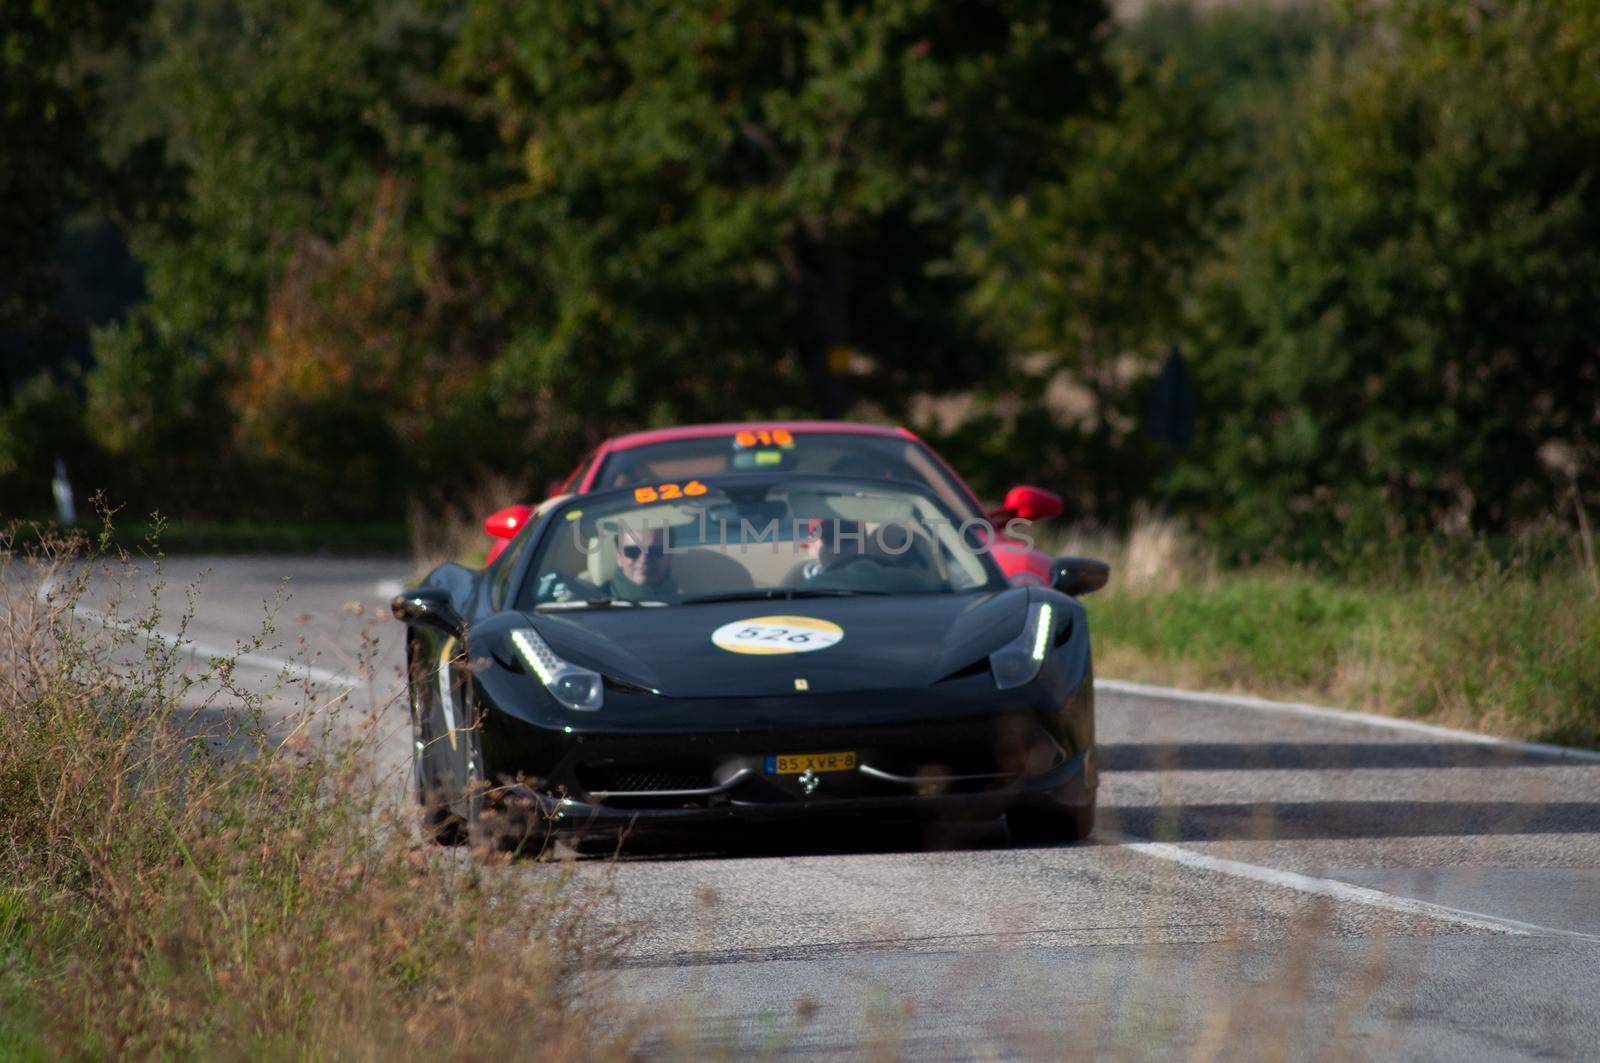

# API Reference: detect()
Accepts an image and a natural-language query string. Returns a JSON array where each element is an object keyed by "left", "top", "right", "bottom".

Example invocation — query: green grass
[
  {"left": 1090, "top": 574, "right": 1389, "bottom": 690},
  {"left": 1082, "top": 539, "right": 1600, "bottom": 749}
]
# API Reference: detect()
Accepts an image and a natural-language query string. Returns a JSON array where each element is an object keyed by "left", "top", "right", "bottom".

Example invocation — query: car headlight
[
  {"left": 510, "top": 628, "right": 604, "bottom": 711},
  {"left": 989, "top": 601, "right": 1054, "bottom": 690}
]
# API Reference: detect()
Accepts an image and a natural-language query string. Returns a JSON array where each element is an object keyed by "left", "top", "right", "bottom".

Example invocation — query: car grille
[
  {"left": 577, "top": 767, "right": 718, "bottom": 794},
  {"left": 866, "top": 750, "right": 1006, "bottom": 779}
]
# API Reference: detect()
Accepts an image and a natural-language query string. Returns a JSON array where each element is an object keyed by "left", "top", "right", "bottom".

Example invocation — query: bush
[
  {"left": 1181, "top": 0, "right": 1600, "bottom": 553},
  {"left": 0, "top": 374, "right": 100, "bottom": 520}
]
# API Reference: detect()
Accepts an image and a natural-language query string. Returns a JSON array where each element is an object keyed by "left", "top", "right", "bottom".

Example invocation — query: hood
[{"left": 520, "top": 589, "right": 1030, "bottom": 698}]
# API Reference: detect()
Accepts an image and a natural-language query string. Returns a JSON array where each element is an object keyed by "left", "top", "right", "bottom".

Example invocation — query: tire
[
  {"left": 462, "top": 729, "right": 550, "bottom": 860},
  {"left": 466, "top": 776, "right": 550, "bottom": 860},
  {"left": 1007, "top": 799, "right": 1095, "bottom": 845},
  {"left": 409, "top": 639, "right": 465, "bottom": 846}
]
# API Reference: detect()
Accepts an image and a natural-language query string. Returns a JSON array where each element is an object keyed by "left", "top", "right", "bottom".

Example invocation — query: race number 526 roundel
[{"left": 711, "top": 615, "right": 844, "bottom": 655}]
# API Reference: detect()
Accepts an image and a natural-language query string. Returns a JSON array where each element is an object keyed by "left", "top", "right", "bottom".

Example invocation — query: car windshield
[
  {"left": 516, "top": 476, "right": 1006, "bottom": 609},
  {"left": 589, "top": 431, "right": 978, "bottom": 518}
]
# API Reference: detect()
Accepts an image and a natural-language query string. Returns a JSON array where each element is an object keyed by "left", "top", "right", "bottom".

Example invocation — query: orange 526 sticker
[{"left": 633, "top": 480, "right": 708, "bottom": 503}]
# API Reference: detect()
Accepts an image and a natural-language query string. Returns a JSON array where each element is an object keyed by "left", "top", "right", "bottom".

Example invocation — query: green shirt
[{"left": 605, "top": 571, "right": 679, "bottom": 603}]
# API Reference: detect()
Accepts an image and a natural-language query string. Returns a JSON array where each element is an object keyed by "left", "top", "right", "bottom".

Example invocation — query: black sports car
[{"left": 393, "top": 473, "right": 1108, "bottom": 854}]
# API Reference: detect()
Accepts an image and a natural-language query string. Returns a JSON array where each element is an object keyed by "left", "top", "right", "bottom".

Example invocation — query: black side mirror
[
  {"left": 391, "top": 587, "right": 465, "bottom": 638},
  {"left": 1051, "top": 557, "right": 1110, "bottom": 597}
]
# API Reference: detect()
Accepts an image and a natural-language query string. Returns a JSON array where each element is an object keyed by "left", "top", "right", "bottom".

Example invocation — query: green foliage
[
  {"left": 6, "top": 0, "right": 1600, "bottom": 561},
  {"left": 59, "top": 0, "right": 1115, "bottom": 521},
  {"left": 1183, "top": 0, "right": 1600, "bottom": 556},
  {"left": 1121, "top": 0, "right": 1342, "bottom": 141},
  {"left": 0, "top": 0, "right": 150, "bottom": 394},
  {"left": 81, "top": 0, "right": 491, "bottom": 519},
  {"left": 82, "top": 309, "right": 236, "bottom": 517},
  {"left": 955, "top": 50, "right": 1235, "bottom": 515},
  {"left": 1091, "top": 540, "right": 1600, "bottom": 748},
  {"left": 0, "top": 376, "right": 93, "bottom": 514},
  {"left": 449, "top": 0, "right": 1112, "bottom": 439}
]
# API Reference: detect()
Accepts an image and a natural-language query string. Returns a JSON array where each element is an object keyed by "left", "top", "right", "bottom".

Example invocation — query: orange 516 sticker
[
  {"left": 734, "top": 429, "right": 794, "bottom": 449},
  {"left": 633, "top": 480, "right": 708, "bottom": 503}
]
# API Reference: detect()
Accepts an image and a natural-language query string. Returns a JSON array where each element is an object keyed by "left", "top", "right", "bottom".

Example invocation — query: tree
[
  {"left": 0, "top": 0, "right": 164, "bottom": 513},
  {"left": 957, "top": 52, "right": 1234, "bottom": 519},
  {"left": 72, "top": 0, "right": 1114, "bottom": 520},
  {"left": 1184, "top": 0, "right": 1600, "bottom": 555},
  {"left": 447, "top": 0, "right": 1112, "bottom": 435},
  {"left": 85, "top": 0, "right": 494, "bottom": 518},
  {"left": 0, "top": 0, "right": 143, "bottom": 396}
]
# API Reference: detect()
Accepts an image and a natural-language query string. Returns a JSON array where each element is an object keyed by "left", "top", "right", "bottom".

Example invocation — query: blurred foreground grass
[
  {"left": 0, "top": 531, "right": 625, "bottom": 1058},
  {"left": 7, "top": 519, "right": 411, "bottom": 557},
  {"left": 1060, "top": 520, "right": 1600, "bottom": 750}
]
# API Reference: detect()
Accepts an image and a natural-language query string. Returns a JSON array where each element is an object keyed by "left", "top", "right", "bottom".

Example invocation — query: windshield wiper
[
  {"left": 680, "top": 588, "right": 888, "bottom": 605},
  {"left": 534, "top": 598, "right": 666, "bottom": 611}
]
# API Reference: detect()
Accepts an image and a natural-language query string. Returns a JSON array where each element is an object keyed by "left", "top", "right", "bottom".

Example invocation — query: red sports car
[{"left": 483, "top": 421, "right": 1062, "bottom": 584}]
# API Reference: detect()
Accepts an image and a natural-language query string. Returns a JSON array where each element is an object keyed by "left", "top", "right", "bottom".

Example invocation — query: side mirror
[
  {"left": 990, "top": 485, "right": 1063, "bottom": 525},
  {"left": 391, "top": 587, "right": 465, "bottom": 638},
  {"left": 484, "top": 504, "right": 534, "bottom": 540},
  {"left": 1051, "top": 556, "right": 1110, "bottom": 597}
]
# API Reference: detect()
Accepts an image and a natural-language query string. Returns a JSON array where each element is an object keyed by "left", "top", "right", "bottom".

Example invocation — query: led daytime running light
[
  {"left": 990, "top": 599, "right": 1057, "bottom": 690},
  {"left": 511, "top": 629, "right": 560, "bottom": 685},
  {"left": 510, "top": 628, "right": 604, "bottom": 711},
  {"left": 1031, "top": 603, "right": 1054, "bottom": 662}
]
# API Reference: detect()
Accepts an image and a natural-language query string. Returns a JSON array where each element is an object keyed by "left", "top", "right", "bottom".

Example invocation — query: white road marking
[
  {"left": 35, "top": 577, "right": 367, "bottom": 689},
  {"left": 375, "top": 579, "right": 405, "bottom": 600},
  {"left": 1112, "top": 834, "right": 1600, "bottom": 942},
  {"left": 1096, "top": 677, "right": 1600, "bottom": 765},
  {"left": 1098, "top": 680, "right": 1600, "bottom": 940}
]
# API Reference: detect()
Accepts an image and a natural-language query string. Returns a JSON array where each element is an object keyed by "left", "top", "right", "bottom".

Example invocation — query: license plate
[{"left": 766, "top": 751, "right": 856, "bottom": 774}]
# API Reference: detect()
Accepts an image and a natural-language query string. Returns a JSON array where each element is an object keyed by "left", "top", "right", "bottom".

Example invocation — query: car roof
[{"left": 604, "top": 420, "right": 918, "bottom": 451}]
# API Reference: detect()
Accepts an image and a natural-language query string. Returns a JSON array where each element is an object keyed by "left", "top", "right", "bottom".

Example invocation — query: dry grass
[
  {"left": 407, "top": 471, "right": 526, "bottom": 573},
  {"left": 0, "top": 528, "right": 631, "bottom": 1058}
]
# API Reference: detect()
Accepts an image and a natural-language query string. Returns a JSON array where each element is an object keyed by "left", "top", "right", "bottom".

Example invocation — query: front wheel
[
  {"left": 462, "top": 731, "right": 550, "bottom": 860},
  {"left": 1007, "top": 799, "right": 1095, "bottom": 845},
  {"left": 466, "top": 777, "right": 551, "bottom": 860}
]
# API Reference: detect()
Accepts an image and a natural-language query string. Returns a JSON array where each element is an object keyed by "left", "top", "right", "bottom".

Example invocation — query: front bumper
[
  {"left": 468, "top": 623, "right": 1096, "bottom": 836},
  {"left": 533, "top": 744, "right": 1094, "bottom": 835}
]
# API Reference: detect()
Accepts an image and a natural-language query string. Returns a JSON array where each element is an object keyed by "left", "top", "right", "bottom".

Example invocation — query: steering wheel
[{"left": 826, "top": 556, "right": 888, "bottom": 575}]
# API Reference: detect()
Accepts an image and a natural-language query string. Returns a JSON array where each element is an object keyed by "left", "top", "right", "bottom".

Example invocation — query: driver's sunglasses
[{"left": 619, "top": 543, "right": 666, "bottom": 561}]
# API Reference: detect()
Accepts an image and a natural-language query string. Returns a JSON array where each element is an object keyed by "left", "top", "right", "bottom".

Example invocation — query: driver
[
  {"left": 785, "top": 517, "right": 866, "bottom": 584},
  {"left": 607, "top": 524, "right": 679, "bottom": 602}
]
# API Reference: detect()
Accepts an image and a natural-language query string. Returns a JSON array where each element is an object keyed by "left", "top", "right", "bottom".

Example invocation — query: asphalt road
[{"left": 56, "top": 556, "right": 1600, "bottom": 1060}]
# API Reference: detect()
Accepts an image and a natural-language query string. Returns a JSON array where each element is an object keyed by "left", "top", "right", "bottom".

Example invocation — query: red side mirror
[
  {"left": 990, "top": 485, "right": 1062, "bottom": 525},
  {"left": 484, "top": 504, "right": 534, "bottom": 540}
]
